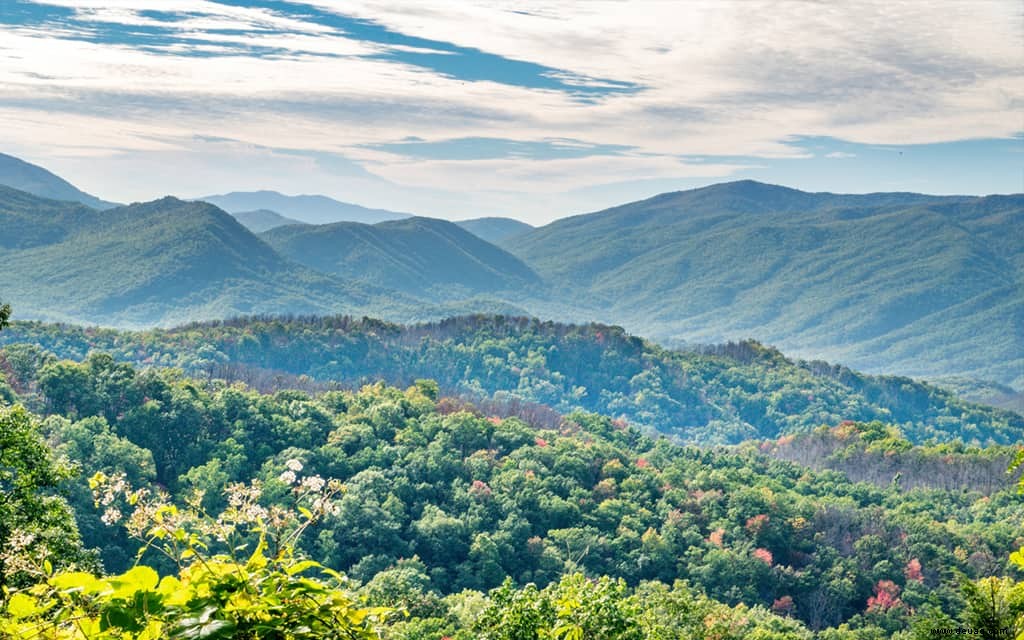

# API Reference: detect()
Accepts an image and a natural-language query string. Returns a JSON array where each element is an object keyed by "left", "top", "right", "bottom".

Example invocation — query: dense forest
[
  {"left": 1, "top": 326, "right": 1023, "bottom": 637},
  {"left": 2, "top": 315, "right": 1020, "bottom": 446}
]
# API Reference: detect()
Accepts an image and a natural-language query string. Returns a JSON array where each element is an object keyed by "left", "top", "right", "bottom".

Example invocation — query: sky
[{"left": 0, "top": 0, "right": 1021, "bottom": 224}]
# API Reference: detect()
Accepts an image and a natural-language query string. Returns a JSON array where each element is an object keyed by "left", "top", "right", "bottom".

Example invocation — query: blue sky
[{"left": 0, "top": 0, "right": 1021, "bottom": 222}]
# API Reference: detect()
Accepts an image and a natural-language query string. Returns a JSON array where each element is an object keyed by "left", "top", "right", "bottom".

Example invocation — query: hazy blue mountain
[
  {"left": 230, "top": 209, "right": 306, "bottom": 232},
  {"left": 504, "top": 180, "right": 1023, "bottom": 387},
  {"left": 262, "top": 216, "right": 542, "bottom": 299},
  {"left": 455, "top": 216, "right": 534, "bottom": 243},
  {"left": 200, "top": 190, "right": 410, "bottom": 224},
  {"left": 0, "top": 188, "right": 419, "bottom": 326},
  {"left": 0, "top": 152, "right": 118, "bottom": 209}
]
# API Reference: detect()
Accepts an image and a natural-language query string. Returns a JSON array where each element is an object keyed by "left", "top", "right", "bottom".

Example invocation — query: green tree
[{"left": 0, "top": 404, "right": 91, "bottom": 591}]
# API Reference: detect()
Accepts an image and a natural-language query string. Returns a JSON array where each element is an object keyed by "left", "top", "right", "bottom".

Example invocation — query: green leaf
[
  {"left": 285, "top": 560, "right": 321, "bottom": 576},
  {"left": 7, "top": 593, "right": 39, "bottom": 619},
  {"left": 50, "top": 571, "right": 101, "bottom": 593},
  {"left": 110, "top": 565, "right": 160, "bottom": 598}
]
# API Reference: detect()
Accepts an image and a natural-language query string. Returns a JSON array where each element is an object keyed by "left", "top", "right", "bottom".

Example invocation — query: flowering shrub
[{"left": 0, "top": 462, "right": 388, "bottom": 639}]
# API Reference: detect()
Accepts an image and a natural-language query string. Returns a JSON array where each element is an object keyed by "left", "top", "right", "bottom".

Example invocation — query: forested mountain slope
[
  {"left": 3, "top": 315, "right": 1020, "bottom": 445},
  {"left": 262, "top": 217, "right": 541, "bottom": 298},
  {"left": 0, "top": 152, "right": 118, "bottom": 209},
  {"left": 0, "top": 189, "right": 419, "bottom": 326},
  {"left": 504, "top": 181, "right": 1024, "bottom": 387}
]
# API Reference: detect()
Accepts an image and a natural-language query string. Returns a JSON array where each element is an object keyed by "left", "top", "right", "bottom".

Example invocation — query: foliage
[
  {"left": 0, "top": 404, "right": 93, "bottom": 591},
  {"left": 0, "top": 353, "right": 1019, "bottom": 636},
  {"left": 0, "top": 467, "right": 388, "bottom": 639}
]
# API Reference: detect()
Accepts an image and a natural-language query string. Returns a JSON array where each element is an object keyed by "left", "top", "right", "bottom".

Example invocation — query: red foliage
[
  {"left": 636, "top": 457, "right": 650, "bottom": 469},
  {"left": 469, "top": 479, "right": 492, "bottom": 499},
  {"left": 534, "top": 437, "right": 548, "bottom": 447},
  {"left": 904, "top": 558, "right": 923, "bottom": 582},
  {"left": 752, "top": 548, "right": 773, "bottom": 565},
  {"left": 771, "top": 595, "right": 794, "bottom": 615},
  {"left": 866, "top": 580, "right": 902, "bottom": 611},
  {"left": 708, "top": 528, "right": 725, "bottom": 547},
  {"left": 745, "top": 514, "right": 769, "bottom": 534}
]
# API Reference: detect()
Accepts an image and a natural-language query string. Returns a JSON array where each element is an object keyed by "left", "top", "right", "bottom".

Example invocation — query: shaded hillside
[
  {"left": 456, "top": 216, "right": 534, "bottom": 243},
  {"left": 201, "top": 190, "right": 410, "bottom": 224},
  {"left": 3, "top": 315, "right": 1020, "bottom": 445},
  {"left": 504, "top": 181, "right": 1023, "bottom": 387},
  {"left": 262, "top": 217, "right": 542, "bottom": 299},
  {"left": 0, "top": 189, "right": 416, "bottom": 326},
  {"left": 0, "top": 152, "right": 117, "bottom": 209},
  {"left": 230, "top": 208, "right": 305, "bottom": 232}
]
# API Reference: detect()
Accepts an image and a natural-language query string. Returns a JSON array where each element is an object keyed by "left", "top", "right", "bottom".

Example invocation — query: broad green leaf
[{"left": 7, "top": 593, "right": 39, "bottom": 619}]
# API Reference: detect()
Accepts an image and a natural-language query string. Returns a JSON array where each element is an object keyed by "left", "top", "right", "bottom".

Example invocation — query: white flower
[
  {"left": 301, "top": 475, "right": 325, "bottom": 492},
  {"left": 101, "top": 507, "right": 123, "bottom": 525},
  {"left": 285, "top": 459, "right": 303, "bottom": 472},
  {"left": 244, "top": 504, "right": 268, "bottom": 521},
  {"left": 278, "top": 470, "right": 297, "bottom": 485}
]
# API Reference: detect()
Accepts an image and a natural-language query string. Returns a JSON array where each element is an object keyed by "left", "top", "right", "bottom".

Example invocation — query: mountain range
[
  {"left": 502, "top": 181, "right": 1024, "bottom": 387},
  {"left": 0, "top": 153, "right": 1019, "bottom": 389}
]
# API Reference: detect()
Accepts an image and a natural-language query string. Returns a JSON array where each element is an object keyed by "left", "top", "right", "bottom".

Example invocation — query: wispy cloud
[{"left": 0, "top": 0, "right": 1020, "bottom": 221}]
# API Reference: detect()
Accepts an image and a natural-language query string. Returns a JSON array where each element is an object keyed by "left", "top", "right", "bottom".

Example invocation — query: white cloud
[
  {"left": 0, "top": 0, "right": 1020, "bottom": 218},
  {"left": 825, "top": 152, "right": 857, "bottom": 159}
]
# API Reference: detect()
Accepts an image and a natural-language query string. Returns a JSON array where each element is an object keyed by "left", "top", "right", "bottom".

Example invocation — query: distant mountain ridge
[
  {"left": 262, "top": 216, "right": 541, "bottom": 298},
  {"left": 455, "top": 217, "right": 534, "bottom": 243},
  {"left": 200, "top": 190, "right": 410, "bottom": 224},
  {"left": 230, "top": 209, "right": 306, "bottom": 232},
  {"left": 0, "top": 153, "right": 118, "bottom": 209}
]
